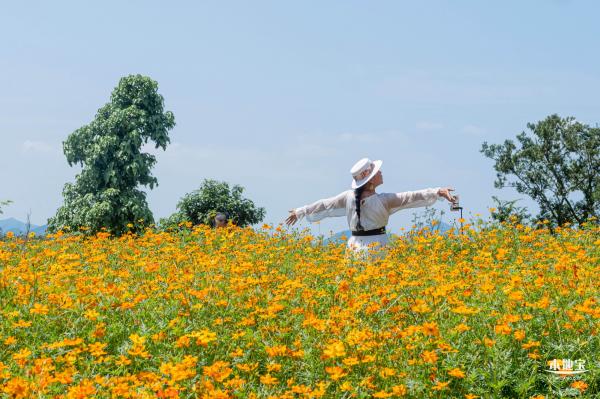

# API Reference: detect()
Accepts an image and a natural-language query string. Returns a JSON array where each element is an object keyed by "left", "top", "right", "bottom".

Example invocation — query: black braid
[{"left": 354, "top": 185, "right": 367, "bottom": 231}]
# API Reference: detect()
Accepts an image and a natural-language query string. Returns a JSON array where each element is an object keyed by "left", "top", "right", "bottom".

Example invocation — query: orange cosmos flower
[
  {"left": 391, "top": 385, "right": 407, "bottom": 395},
  {"left": 325, "top": 366, "right": 347, "bottom": 381},
  {"left": 12, "top": 320, "right": 32, "bottom": 328},
  {"left": 87, "top": 342, "right": 107, "bottom": 357},
  {"left": 454, "top": 323, "right": 471, "bottom": 332},
  {"left": 83, "top": 309, "right": 100, "bottom": 321},
  {"left": 494, "top": 323, "right": 512, "bottom": 335},
  {"left": 421, "top": 350, "right": 438, "bottom": 364},
  {"left": 411, "top": 299, "right": 431, "bottom": 313},
  {"left": 29, "top": 303, "right": 49, "bottom": 315},
  {"left": 422, "top": 321, "right": 439, "bottom": 336},
  {"left": 521, "top": 340, "right": 540, "bottom": 350},
  {"left": 571, "top": 380, "right": 588, "bottom": 392},
  {"left": 513, "top": 329, "right": 525, "bottom": 341},
  {"left": 203, "top": 361, "right": 232, "bottom": 382},
  {"left": 448, "top": 367, "right": 466, "bottom": 378},
  {"left": 343, "top": 357, "right": 360, "bottom": 366},
  {"left": 2, "top": 376, "right": 30, "bottom": 398},
  {"left": 431, "top": 380, "right": 449, "bottom": 391},
  {"left": 189, "top": 329, "right": 217, "bottom": 346},
  {"left": 259, "top": 373, "right": 278, "bottom": 385},
  {"left": 12, "top": 348, "right": 32, "bottom": 361},
  {"left": 322, "top": 341, "right": 346, "bottom": 359},
  {"left": 265, "top": 345, "right": 288, "bottom": 357},
  {"left": 373, "top": 391, "right": 393, "bottom": 398},
  {"left": 175, "top": 335, "right": 191, "bottom": 348}
]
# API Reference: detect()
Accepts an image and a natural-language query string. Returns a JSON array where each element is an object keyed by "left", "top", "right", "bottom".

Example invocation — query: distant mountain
[
  {"left": 0, "top": 218, "right": 47, "bottom": 236},
  {"left": 321, "top": 221, "right": 455, "bottom": 244},
  {"left": 322, "top": 230, "right": 353, "bottom": 244}
]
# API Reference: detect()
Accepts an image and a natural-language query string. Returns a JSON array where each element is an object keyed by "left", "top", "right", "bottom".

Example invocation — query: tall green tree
[
  {"left": 489, "top": 196, "right": 531, "bottom": 226},
  {"left": 481, "top": 114, "right": 599, "bottom": 228},
  {"left": 0, "top": 200, "right": 11, "bottom": 215},
  {"left": 48, "top": 75, "right": 175, "bottom": 235},
  {"left": 160, "top": 179, "right": 266, "bottom": 229}
]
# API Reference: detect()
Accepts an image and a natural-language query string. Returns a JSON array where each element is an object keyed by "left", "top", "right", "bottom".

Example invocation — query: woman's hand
[
  {"left": 437, "top": 187, "right": 456, "bottom": 203},
  {"left": 285, "top": 210, "right": 298, "bottom": 226}
]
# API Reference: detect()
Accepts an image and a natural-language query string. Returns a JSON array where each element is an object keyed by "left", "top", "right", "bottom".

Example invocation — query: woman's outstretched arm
[
  {"left": 381, "top": 187, "right": 455, "bottom": 214},
  {"left": 285, "top": 190, "right": 350, "bottom": 226}
]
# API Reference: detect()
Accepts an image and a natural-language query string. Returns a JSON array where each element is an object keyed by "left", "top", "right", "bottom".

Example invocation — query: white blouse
[{"left": 294, "top": 187, "right": 442, "bottom": 254}]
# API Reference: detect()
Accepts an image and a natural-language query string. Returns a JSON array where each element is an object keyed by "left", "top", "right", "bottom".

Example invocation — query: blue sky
[{"left": 1, "top": 1, "right": 599, "bottom": 234}]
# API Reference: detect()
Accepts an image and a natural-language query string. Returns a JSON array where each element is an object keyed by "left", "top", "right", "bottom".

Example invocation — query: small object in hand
[{"left": 450, "top": 195, "right": 460, "bottom": 211}]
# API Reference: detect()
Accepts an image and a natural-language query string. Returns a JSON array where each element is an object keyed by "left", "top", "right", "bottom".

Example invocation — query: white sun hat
[{"left": 350, "top": 157, "right": 383, "bottom": 189}]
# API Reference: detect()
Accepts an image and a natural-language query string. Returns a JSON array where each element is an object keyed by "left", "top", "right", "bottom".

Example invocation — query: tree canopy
[
  {"left": 0, "top": 200, "right": 11, "bottom": 214},
  {"left": 160, "top": 179, "right": 266, "bottom": 229},
  {"left": 48, "top": 75, "right": 175, "bottom": 235},
  {"left": 481, "top": 114, "right": 599, "bottom": 228}
]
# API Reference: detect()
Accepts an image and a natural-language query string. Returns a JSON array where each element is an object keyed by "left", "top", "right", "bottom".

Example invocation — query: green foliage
[
  {"left": 160, "top": 179, "right": 266, "bottom": 229},
  {"left": 490, "top": 196, "right": 531, "bottom": 226},
  {"left": 48, "top": 75, "right": 175, "bottom": 236},
  {"left": 409, "top": 206, "right": 446, "bottom": 234},
  {"left": 157, "top": 211, "right": 188, "bottom": 231},
  {"left": 0, "top": 200, "right": 12, "bottom": 215},
  {"left": 481, "top": 114, "right": 600, "bottom": 229}
]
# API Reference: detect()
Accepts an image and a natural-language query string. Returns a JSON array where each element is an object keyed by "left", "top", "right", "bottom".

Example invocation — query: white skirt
[{"left": 347, "top": 233, "right": 388, "bottom": 256}]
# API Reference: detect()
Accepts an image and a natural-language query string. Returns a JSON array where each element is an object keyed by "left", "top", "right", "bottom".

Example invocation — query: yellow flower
[
  {"left": 379, "top": 367, "right": 396, "bottom": 378},
  {"left": 12, "top": 348, "right": 32, "bottom": 361},
  {"left": 521, "top": 340, "right": 540, "bottom": 350},
  {"left": 392, "top": 385, "right": 407, "bottom": 396},
  {"left": 84, "top": 309, "right": 100, "bottom": 321},
  {"left": 421, "top": 350, "right": 438, "bottom": 364},
  {"left": 259, "top": 373, "right": 278, "bottom": 386},
  {"left": 411, "top": 299, "right": 431, "bottom": 313},
  {"left": 114, "top": 355, "right": 132, "bottom": 366},
  {"left": 571, "top": 380, "right": 588, "bottom": 392},
  {"left": 229, "top": 347, "right": 244, "bottom": 358},
  {"left": 203, "top": 361, "right": 232, "bottom": 382},
  {"left": 342, "top": 357, "right": 360, "bottom": 366},
  {"left": 323, "top": 341, "right": 346, "bottom": 359},
  {"left": 265, "top": 345, "right": 288, "bottom": 357},
  {"left": 29, "top": 303, "right": 49, "bottom": 315},
  {"left": 421, "top": 321, "right": 439, "bottom": 336},
  {"left": 12, "top": 320, "right": 32, "bottom": 328},
  {"left": 432, "top": 381, "right": 449, "bottom": 391},
  {"left": 189, "top": 329, "right": 217, "bottom": 346},
  {"left": 236, "top": 362, "right": 259, "bottom": 373},
  {"left": 448, "top": 367, "right": 466, "bottom": 378},
  {"left": 454, "top": 323, "right": 471, "bottom": 332},
  {"left": 87, "top": 342, "right": 107, "bottom": 357},
  {"left": 494, "top": 323, "right": 512, "bottom": 335},
  {"left": 2, "top": 376, "right": 30, "bottom": 398},
  {"left": 267, "top": 363, "right": 282, "bottom": 372},
  {"left": 325, "top": 366, "right": 347, "bottom": 381},
  {"left": 175, "top": 335, "right": 191, "bottom": 348},
  {"left": 373, "top": 391, "right": 393, "bottom": 398}
]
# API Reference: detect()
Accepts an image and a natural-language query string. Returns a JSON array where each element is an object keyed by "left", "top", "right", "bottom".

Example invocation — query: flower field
[{"left": 0, "top": 220, "right": 599, "bottom": 398}]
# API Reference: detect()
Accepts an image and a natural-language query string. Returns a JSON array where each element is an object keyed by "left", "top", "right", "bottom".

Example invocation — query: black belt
[{"left": 351, "top": 227, "right": 386, "bottom": 236}]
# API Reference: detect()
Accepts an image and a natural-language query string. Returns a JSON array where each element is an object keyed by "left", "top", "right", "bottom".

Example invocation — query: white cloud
[
  {"left": 462, "top": 125, "right": 487, "bottom": 136},
  {"left": 373, "top": 70, "right": 547, "bottom": 106},
  {"left": 337, "top": 132, "right": 383, "bottom": 143},
  {"left": 416, "top": 121, "right": 444, "bottom": 130},
  {"left": 21, "top": 140, "right": 56, "bottom": 153}
]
